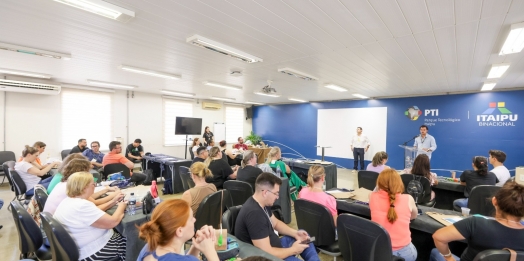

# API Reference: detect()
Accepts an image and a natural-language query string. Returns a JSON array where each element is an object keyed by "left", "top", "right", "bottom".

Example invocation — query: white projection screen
[{"left": 317, "top": 107, "right": 387, "bottom": 161}]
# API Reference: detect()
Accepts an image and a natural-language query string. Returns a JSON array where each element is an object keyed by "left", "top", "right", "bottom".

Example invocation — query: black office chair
[
  {"left": 104, "top": 163, "right": 131, "bottom": 178},
  {"left": 295, "top": 199, "right": 340, "bottom": 261},
  {"left": 34, "top": 186, "right": 49, "bottom": 212},
  {"left": 3, "top": 160, "right": 16, "bottom": 192},
  {"left": 10, "top": 170, "right": 32, "bottom": 203},
  {"left": 270, "top": 166, "right": 297, "bottom": 196},
  {"left": 195, "top": 190, "right": 233, "bottom": 229},
  {"left": 337, "top": 214, "right": 404, "bottom": 261},
  {"left": 60, "top": 149, "right": 71, "bottom": 160},
  {"left": 468, "top": 185, "right": 501, "bottom": 216},
  {"left": 222, "top": 205, "right": 242, "bottom": 236},
  {"left": 10, "top": 201, "right": 52, "bottom": 260},
  {"left": 400, "top": 174, "right": 435, "bottom": 207},
  {"left": 0, "top": 151, "right": 16, "bottom": 185},
  {"left": 357, "top": 170, "right": 379, "bottom": 190},
  {"left": 41, "top": 212, "right": 82, "bottom": 261},
  {"left": 473, "top": 249, "right": 524, "bottom": 261},
  {"left": 189, "top": 147, "right": 195, "bottom": 160},
  {"left": 179, "top": 166, "right": 195, "bottom": 191},
  {"left": 223, "top": 180, "right": 253, "bottom": 206}
]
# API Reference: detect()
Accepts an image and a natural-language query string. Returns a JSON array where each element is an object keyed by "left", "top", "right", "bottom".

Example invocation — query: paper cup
[
  {"left": 451, "top": 171, "right": 456, "bottom": 179},
  {"left": 461, "top": 207, "right": 470, "bottom": 217}
]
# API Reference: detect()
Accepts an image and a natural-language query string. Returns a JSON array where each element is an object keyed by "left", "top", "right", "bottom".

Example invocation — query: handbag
[{"left": 142, "top": 191, "right": 156, "bottom": 214}]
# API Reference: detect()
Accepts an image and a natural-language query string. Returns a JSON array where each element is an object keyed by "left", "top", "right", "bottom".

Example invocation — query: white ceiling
[{"left": 1, "top": 0, "right": 524, "bottom": 104}]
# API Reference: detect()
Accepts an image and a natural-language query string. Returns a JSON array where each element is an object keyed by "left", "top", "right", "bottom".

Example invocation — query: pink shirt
[
  {"left": 366, "top": 163, "right": 385, "bottom": 173},
  {"left": 298, "top": 187, "right": 337, "bottom": 217},
  {"left": 369, "top": 190, "right": 412, "bottom": 250}
]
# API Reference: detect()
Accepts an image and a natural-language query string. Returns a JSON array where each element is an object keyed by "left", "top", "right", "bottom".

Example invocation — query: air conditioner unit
[
  {"left": 187, "top": 35, "right": 263, "bottom": 63},
  {"left": 278, "top": 67, "right": 318, "bottom": 81},
  {"left": 202, "top": 101, "right": 222, "bottom": 110},
  {"left": 0, "top": 79, "right": 61, "bottom": 95}
]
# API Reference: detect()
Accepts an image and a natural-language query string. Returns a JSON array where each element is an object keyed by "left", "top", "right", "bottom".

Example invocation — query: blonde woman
[
  {"left": 266, "top": 146, "right": 306, "bottom": 200},
  {"left": 298, "top": 165, "right": 337, "bottom": 225},
  {"left": 366, "top": 151, "right": 390, "bottom": 173},
  {"left": 181, "top": 162, "right": 217, "bottom": 215},
  {"left": 204, "top": 147, "right": 238, "bottom": 189}
]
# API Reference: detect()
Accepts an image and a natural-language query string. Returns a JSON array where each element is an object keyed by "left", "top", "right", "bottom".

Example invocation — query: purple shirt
[{"left": 366, "top": 163, "right": 385, "bottom": 173}]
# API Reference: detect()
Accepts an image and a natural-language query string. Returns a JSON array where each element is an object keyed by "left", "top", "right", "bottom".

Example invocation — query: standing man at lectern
[
  {"left": 414, "top": 125, "right": 437, "bottom": 159},
  {"left": 351, "top": 127, "right": 370, "bottom": 171}
]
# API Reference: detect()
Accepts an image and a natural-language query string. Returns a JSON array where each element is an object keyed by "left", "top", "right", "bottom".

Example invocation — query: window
[
  {"left": 163, "top": 99, "right": 193, "bottom": 146},
  {"left": 61, "top": 89, "right": 112, "bottom": 150},
  {"left": 225, "top": 106, "right": 244, "bottom": 143}
]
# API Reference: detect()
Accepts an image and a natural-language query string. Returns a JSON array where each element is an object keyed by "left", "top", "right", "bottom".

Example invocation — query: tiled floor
[{"left": 0, "top": 168, "right": 355, "bottom": 260}]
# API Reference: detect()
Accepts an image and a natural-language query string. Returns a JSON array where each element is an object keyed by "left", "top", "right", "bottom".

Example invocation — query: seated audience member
[
  {"left": 103, "top": 141, "right": 147, "bottom": 185},
  {"left": 19, "top": 141, "right": 48, "bottom": 169},
  {"left": 298, "top": 165, "right": 337, "bottom": 226},
  {"left": 369, "top": 169, "right": 418, "bottom": 261},
  {"left": 83, "top": 141, "right": 105, "bottom": 171},
  {"left": 453, "top": 156, "right": 498, "bottom": 211},
  {"left": 44, "top": 158, "right": 123, "bottom": 215},
  {"left": 192, "top": 146, "right": 208, "bottom": 164},
  {"left": 202, "top": 126, "right": 214, "bottom": 146},
  {"left": 47, "top": 153, "right": 86, "bottom": 194},
  {"left": 137, "top": 199, "right": 219, "bottom": 261},
  {"left": 267, "top": 146, "right": 306, "bottom": 200},
  {"left": 206, "top": 140, "right": 215, "bottom": 150},
  {"left": 181, "top": 162, "right": 216, "bottom": 215},
  {"left": 431, "top": 181, "right": 524, "bottom": 261},
  {"left": 408, "top": 154, "right": 438, "bottom": 200},
  {"left": 234, "top": 137, "right": 248, "bottom": 151},
  {"left": 366, "top": 151, "right": 390, "bottom": 173},
  {"left": 204, "top": 147, "right": 237, "bottom": 189},
  {"left": 191, "top": 137, "right": 202, "bottom": 154},
  {"left": 489, "top": 149, "right": 511, "bottom": 186},
  {"left": 54, "top": 172, "right": 127, "bottom": 261},
  {"left": 237, "top": 150, "right": 263, "bottom": 189},
  {"left": 126, "top": 138, "right": 144, "bottom": 162},
  {"left": 70, "top": 138, "right": 88, "bottom": 154},
  {"left": 235, "top": 173, "right": 320, "bottom": 261},
  {"left": 15, "top": 145, "right": 59, "bottom": 197},
  {"left": 219, "top": 140, "right": 241, "bottom": 166}
]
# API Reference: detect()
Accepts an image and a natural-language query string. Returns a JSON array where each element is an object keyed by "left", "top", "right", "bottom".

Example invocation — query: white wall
[{"left": 0, "top": 89, "right": 252, "bottom": 159}]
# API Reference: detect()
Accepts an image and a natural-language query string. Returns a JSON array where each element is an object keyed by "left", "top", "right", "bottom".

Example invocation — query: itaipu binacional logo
[
  {"left": 405, "top": 106, "right": 422, "bottom": 121},
  {"left": 477, "top": 102, "right": 518, "bottom": 126}
]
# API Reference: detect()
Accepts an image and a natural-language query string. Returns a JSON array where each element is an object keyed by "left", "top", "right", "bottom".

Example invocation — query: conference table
[
  {"left": 433, "top": 178, "right": 465, "bottom": 210},
  {"left": 282, "top": 158, "right": 338, "bottom": 190},
  {"left": 336, "top": 199, "right": 467, "bottom": 261},
  {"left": 143, "top": 154, "right": 192, "bottom": 194}
]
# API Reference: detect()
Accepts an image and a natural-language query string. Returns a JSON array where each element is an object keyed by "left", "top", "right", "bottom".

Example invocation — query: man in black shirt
[
  {"left": 126, "top": 138, "right": 144, "bottom": 162},
  {"left": 192, "top": 146, "right": 208, "bottom": 164},
  {"left": 69, "top": 138, "right": 88, "bottom": 154},
  {"left": 235, "top": 173, "right": 320, "bottom": 261}
]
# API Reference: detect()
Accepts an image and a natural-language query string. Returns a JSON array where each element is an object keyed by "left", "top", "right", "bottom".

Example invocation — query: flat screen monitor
[{"left": 175, "top": 117, "right": 202, "bottom": 135}]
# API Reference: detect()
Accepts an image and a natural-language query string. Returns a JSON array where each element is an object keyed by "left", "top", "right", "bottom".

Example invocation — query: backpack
[
  {"left": 406, "top": 175, "right": 424, "bottom": 203},
  {"left": 142, "top": 169, "right": 154, "bottom": 185},
  {"left": 162, "top": 179, "right": 173, "bottom": 194},
  {"left": 142, "top": 192, "right": 157, "bottom": 214}
]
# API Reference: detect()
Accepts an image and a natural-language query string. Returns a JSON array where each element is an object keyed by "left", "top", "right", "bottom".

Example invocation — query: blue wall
[{"left": 253, "top": 91, "right": 524, "bottom": 176}]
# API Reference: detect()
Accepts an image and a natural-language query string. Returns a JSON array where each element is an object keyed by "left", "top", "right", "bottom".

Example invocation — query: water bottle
[
  {"left": 151, "top": 180, "right": 158, "bottom": 198},
  {"left": 128, "top": 193, "right": 136, "bottom": 215},
  {"left": 276, "top": 167, "right": 282, "bottom": 177}
]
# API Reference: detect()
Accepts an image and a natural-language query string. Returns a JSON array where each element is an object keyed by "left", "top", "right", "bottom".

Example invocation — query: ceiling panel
[
  {"left": 338, "top": 0, "right": 393, "bottom": 41},
  {"left": 455, "top": 21, "right": 479, "bottom": 91},
  {"left": 480, "top": 0, "right": 512, "bottom": 19},
  {"left": 414, "top": 31, "right": 449, "bottom": 91},
  {"left": 455, "top": 0, "right": 481, "bottom": 25},
  {"left": 434, "top": 26, "right": 459, "bottom": 89},
  {"left": 396, "top": 0, "right": 432, "bottom": 34},
  {"left": 426, "top": 0, "right": 455, "bottom": 29},
  {"left": 368, "top": 0, "right": 412, "bottom": 37},
  {"left": 395, "top": 35, "right": 440, "bottom": 90}
]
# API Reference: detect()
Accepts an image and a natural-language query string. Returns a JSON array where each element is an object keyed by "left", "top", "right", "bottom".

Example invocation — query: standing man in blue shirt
[{"left": 414, "top": 125, "right": 437, "bottom": 160}]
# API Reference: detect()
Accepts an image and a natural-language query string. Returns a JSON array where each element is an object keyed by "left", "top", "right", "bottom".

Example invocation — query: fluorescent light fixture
[
  {"left": 254, "top": 92, "right": 280, "bottom": 97},
  {"left": 161, "top": 90, "right": 195, "bottom": 97},
  {"left": 53, "top": 0, "right": 135, "bottom": 22},
  {"left": 0, "top": 42, "right": 71, "bottom": 60},
  {"left": 352, "top": 94, "right": 369, "bottom": 99},
  {"left": 277, "top": 67, "right": 318, "bottom": 81},
  {"left": 0, "top": 68, "right": 51, "bottom": 79},
  {"left": 87, "top": 80, "right": 136, "bottom": 89},
  {"left": 121, "top": 65, "right": 181, "bottom": 80},
  {"left": 246, "top": 101, "right": 264, "bottom": 105},
  {"left": 203, "top": 81, "right": 242, "bottom": 90},
  {"left": 487, "top": 63, "right": 510, "bottom": 79},
  {"left": 187, "top": 35, "right": 263, "bottom": 63},
  {"left": 481, "top": 82, "right": 497, "bottom": 91},
  {"left": 288, "top": 98, "right": 307, "bottom": 102},
  {"left": 324, "top": 84, "right": 348, "bottom": 92},
  {"left": 500, "top": 22, "right": 524, "bottom": 55},
  {"left": 211, "top": 96, "right": 235, "bottom": 101}
]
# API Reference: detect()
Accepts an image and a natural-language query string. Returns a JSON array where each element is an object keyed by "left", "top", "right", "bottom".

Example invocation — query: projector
[{"left": 261, "top": 80, "right": 277, "bottom": 93}]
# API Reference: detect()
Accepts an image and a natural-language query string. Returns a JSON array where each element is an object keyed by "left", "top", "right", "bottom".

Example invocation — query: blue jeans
[
  {"left": 26, "top": 176, "right": 54, "bottom": 197},
  {"left": 280, "top": 236, "right": 320, "bottom": 261},
  {"left": 453, "top": 198, "right": 469, "bottom": 212},
  {"left": 430, "top": 248, "right": 460, "bottom": 261},
  {"left": 392, "top": 242, "right": 417, "bottom": 261}
]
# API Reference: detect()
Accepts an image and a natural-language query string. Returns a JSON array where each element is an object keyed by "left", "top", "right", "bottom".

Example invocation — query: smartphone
[
  {"left": 301, "top": 236, "right": 315, "bottom": 244},
  {"left": 418, "top": 208, "right": 423, "bottom": 215}
]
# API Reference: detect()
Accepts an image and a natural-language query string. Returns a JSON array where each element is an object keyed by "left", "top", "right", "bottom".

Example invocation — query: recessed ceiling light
[
  {"left": 52, "top": 0, "right": 135, "bottom": 22},
  {"left": 87, "top": 80, "right": 136, "bottom": 89},
  {"left": 0, "top": 68, "right": 51, "bottom": 79},
  {"left": 487, "top": 63, "right": 510, "bottom": 79},
  {"left": 277, "top": 67, "right": 318, "bottom": 81},
  {"left": 211, "top": 96, "right": 235, "bottom": 101},
  {"left": 288, "top": 98, "right": 307, "bottom": 102},
  {"left": 0, "top": 42, "right": 71, "bottom": 60},
  {"left": 121, "top": 65, "right": 181, "bottom": 80},
  {"left": 353, "top": 94, "right": 369, "bottom": 99},
  {"left": 161, "top": 90, "right": 195, "bottom": 97},
  {"left": 254, "top": 92, "right": 280, "bottom": 97},
  {"left": 187, "top": 35, "right": 263, "bottom": 63},
  {"left": 246, "top": 101, "right": 264, "bottom": 105},
  {"left": 324, "top": 84, "right": 348, "bottom": 92},
  {"left": 481, "top": 82, "right": 497, "bottom": 91},
  {"left": 203, "top": 81, "right": 242, "bottom": 90},
  {"left": 500, "top": 22, "right": 524, "bottom": 55}
]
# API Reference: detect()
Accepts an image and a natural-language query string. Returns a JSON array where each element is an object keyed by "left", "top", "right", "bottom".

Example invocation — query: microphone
[{"left": 403, "top": 135, "right": 419, "bottom": 145}]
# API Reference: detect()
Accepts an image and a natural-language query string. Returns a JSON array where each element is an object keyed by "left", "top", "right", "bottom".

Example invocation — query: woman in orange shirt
[{"left": 18, "top": 141, "right": 48, "bottom": 169}]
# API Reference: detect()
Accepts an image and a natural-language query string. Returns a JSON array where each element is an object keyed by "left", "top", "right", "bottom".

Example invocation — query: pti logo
[
  {"left": 477, "top": 102, "right": 517, "bottom": 126},
  {"left": 405, "top": 106, "right": 422, "bottom": 121}
]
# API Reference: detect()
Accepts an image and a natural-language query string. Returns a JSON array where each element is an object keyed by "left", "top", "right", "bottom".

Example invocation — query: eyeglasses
[{"left": 264, "top": 190, "right": 279, "bottom": 197}]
